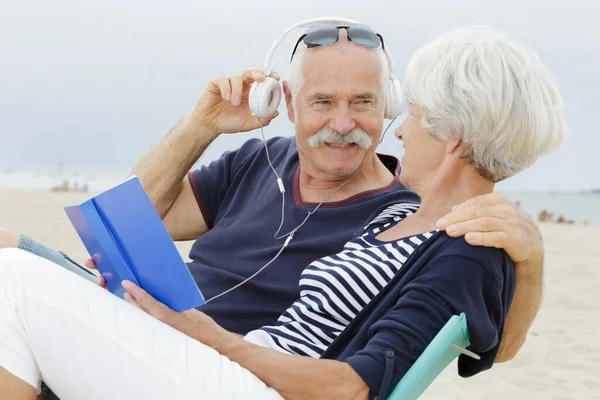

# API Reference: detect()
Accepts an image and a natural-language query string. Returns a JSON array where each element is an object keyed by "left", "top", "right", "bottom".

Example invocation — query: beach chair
[{"left": 387, "top": 313, "right": 480, "bottom": 400}]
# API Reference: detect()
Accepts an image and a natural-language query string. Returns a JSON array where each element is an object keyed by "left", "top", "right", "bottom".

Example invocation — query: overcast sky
[{"left": 1, "top": 0, "right": 598, "bottom": 192}]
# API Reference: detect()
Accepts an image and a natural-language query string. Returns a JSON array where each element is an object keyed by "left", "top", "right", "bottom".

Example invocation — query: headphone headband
[{"left": 249, "top": 17, "right": 403, "bottom": 120}]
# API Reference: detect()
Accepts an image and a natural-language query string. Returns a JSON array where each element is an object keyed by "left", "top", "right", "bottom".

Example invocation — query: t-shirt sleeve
[
  {"left": 187, "top": 138, "right": 263, "bottom": 228},
  {"left": 345, "top": 251, "right": 514, "bottom": 399}
]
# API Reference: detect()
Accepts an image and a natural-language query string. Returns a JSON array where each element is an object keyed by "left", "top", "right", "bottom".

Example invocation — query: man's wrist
[{"left": 185, "top": 110, "right": 220, "bottom": 141}]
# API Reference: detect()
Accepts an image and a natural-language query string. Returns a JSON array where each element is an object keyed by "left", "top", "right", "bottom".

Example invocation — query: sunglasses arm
[{"left": 262, "top": 17, "right": 361, "bottom": 72}]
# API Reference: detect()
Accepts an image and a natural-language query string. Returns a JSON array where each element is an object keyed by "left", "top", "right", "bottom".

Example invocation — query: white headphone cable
[
  {"left": 257, "top": 115, "right": 287, "bottom": 239},
  {"left": 204, "top": 235, "right": 290, "bottom": 303},
  {"left": 379, "top": 117, "right": 397, "bottom": 144},
  {"left": 205, "top": 167, "right": 356, "bottom": 304},
  {"left": 206, "top": 118, "right": 358, "bottom": 303},
  {"left": 256, "top": 116, "right": 359, "bottom": 240}
]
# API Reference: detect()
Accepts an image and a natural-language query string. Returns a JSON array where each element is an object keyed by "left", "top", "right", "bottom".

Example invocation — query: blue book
[{"left": 64, "top": 176, "right": 205, "bottom": 312}]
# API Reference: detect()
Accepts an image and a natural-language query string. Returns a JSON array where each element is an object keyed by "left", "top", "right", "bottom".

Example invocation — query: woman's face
[{"left": 395, "top": 105, "right": 448, "bottom": 192}]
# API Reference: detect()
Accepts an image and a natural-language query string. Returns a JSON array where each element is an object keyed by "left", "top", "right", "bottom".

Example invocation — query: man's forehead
[
  {"left": 302, "top": 45, "right": 382, "bottom": 76},
  {"left": 300, "top": 64, "right": 383, "bottom": 99},
  {"left": 303, "top": 39, "right": 379, "bottom": 63}
]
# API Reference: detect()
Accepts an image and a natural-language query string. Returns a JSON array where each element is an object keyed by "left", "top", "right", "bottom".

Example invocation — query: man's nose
[{"left": 328, "top": 104, "right": 356, "bottom": 135}]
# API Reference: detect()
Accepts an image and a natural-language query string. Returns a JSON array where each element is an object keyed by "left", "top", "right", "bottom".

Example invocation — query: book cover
[{"left": 64, "top": 176, "right": 205, "bottom": 312}]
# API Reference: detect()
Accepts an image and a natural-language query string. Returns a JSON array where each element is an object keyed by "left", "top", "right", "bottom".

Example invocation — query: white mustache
[{"left": 307, "top": 128, "right": 373, "bottom": 149}]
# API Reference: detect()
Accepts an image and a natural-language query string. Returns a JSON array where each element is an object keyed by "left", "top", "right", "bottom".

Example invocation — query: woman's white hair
[
  {"left": 287, "top": 40, "right": 390, "bottom": 111},
  {"left": 403, "top": 27, "right": 565, "bottom": 182}
]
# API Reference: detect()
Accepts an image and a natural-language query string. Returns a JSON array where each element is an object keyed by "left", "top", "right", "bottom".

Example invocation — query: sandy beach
[{"left": 1, "top": 189, "right": 598, "bottom": 399}]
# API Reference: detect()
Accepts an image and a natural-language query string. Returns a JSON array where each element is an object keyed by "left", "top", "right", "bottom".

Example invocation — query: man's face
[{"left": 286, "top": 42, "right": 386, "bottom": 180}]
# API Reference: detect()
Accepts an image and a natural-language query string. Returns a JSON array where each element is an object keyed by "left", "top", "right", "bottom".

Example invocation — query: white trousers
[{"left": 0, "top": 249, "right": 284, "bottom": 400}]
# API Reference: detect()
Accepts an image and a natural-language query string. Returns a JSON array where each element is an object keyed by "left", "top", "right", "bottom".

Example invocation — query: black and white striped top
[{"left": 245, "top": 203, "right": 436, "bottom": 357}]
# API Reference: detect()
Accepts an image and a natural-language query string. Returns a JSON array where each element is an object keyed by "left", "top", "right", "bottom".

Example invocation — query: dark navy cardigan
[{"left": 321, "top": 231, "right": 515, "bottom": 399}]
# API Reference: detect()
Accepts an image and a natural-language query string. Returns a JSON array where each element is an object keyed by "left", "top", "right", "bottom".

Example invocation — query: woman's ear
[{"left": 446, "top": 137, "right": 463, "bottom": 154}]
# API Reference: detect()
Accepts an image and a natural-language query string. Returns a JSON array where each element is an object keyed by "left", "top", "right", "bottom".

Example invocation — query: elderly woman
[{"left": 0, "top": 26, "right": 563, "bottom": 400}]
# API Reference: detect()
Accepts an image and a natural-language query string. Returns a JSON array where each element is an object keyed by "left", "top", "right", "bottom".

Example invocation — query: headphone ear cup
[
  {"left": 384, "top": 76, "right": 403, "bottom": 120},
  {"left": 249, "top": 77, "right": 282, "bottom": 119}
]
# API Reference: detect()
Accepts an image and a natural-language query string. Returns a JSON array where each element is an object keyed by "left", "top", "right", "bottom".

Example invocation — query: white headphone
[{"left": 248, "top": 17, "right": 403, "bottom": 120}]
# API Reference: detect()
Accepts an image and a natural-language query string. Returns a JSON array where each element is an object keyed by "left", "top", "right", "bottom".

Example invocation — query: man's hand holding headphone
[{"left": 190, "top": 68, "right": 281, "bottom": 137}]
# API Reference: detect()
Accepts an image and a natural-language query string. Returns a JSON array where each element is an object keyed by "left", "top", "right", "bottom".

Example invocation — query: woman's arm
[
  {"left": 214, "top": 330, "right": 370, "bottom": 400},
  {"left": 123, "top": 281, "right": 370, "bottom": 400}
]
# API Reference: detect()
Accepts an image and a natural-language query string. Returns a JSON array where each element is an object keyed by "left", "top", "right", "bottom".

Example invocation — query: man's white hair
[
  {"left": 403, "top": 27, "right": 565, "bottom": 182},
  {"left": 286, "top": 39, "right": 390, "bottom": 112}
]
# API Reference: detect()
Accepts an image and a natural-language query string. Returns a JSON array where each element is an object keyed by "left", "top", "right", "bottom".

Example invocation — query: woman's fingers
[
  {"left": 124, "top": 292, "right": 143, "bottom": 310},
  {"left": 84, "top": 258, "right": 97, "bottom": 270},
  {"left": 95, "top": 276, "right": 107, "bottom": 289}
]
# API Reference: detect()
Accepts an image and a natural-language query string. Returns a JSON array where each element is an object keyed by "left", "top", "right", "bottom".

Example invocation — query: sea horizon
[{"left": 1, "top": 166, "right": 598, "bottom": 225}]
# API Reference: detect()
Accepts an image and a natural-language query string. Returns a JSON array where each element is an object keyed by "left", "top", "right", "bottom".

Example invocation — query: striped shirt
[{"left": 244, "top": 203, "right": 436, "bottom": 357}]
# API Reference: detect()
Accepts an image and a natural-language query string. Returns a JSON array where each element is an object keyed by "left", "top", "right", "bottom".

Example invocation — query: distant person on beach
[{"left": 0, "top": 23, "right": 563, "bottom": 399}]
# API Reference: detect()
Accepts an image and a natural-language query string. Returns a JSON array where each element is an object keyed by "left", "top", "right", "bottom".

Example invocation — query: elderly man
[{"left": 1, "top": 22, "right": 539, "bottom": 366}]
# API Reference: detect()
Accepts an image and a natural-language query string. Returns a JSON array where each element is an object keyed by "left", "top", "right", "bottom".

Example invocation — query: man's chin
[
  {"left": 302, "top": 145, "right": 370, "bottom": 179},
  {"left": 318, "top": 162, "right": 362, "bottom": 179}
]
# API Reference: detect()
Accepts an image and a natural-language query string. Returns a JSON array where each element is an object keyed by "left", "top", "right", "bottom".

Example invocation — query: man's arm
[
  {"left": 130, "top": 68, "right": 280, "bottom": 241},
  {"left": 130, "top": 112, "right": 217, "bottom": 241},
  {"left": 495, "top": 259, "right": 542, "bottom": 362},
  {"left": 437, "top": 192, "right": 544, "bottom": 361}
]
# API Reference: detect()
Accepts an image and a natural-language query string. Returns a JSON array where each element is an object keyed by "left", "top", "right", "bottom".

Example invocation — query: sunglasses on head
[{"left": 290, "top": 23, "right": 385, "bottom": 62}]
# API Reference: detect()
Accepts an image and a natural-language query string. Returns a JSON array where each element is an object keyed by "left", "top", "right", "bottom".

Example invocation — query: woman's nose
[{"left": 394, "top": 125, "right": 403, "bottom": 140}]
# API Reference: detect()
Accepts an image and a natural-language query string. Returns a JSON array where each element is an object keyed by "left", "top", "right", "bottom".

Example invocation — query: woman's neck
[
  {"left": 415, "top": 161, "right": 495, "bottom": 227},
  {"left": 375, "top": 157, "right": 495, "bottom": 243}
]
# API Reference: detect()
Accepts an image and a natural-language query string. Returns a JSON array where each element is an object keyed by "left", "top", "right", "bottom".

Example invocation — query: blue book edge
[
  {"left": 65, "top": 176, "right": 205, "bottom": 311},
  {"left": 64, "top": 201, "right": 139, "bottom": 298}
]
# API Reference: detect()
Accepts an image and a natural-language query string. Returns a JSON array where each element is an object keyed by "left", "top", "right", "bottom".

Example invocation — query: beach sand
[{"left": 1, "top": 189, "right": 598, "bottom": 399}]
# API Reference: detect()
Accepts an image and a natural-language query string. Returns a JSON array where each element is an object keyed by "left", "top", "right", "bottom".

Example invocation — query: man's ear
[{"left": 282, "top": 81, "right": 295, "bottom": 123}]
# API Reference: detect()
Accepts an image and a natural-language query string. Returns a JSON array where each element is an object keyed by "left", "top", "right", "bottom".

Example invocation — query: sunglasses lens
[
  {"left": 291, "top": 23, "right": 384, "bottom": 62},
  {"left": 303, "top": 25, "right": 341, "bottom": 47},
  {"left": 347, "top": 24, "right": 381, "bottom": 48}
]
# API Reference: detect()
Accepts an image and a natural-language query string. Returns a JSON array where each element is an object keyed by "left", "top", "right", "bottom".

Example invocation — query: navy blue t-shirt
[{"left": 187, "top": 136, "right": 420, "bottom": 334}]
